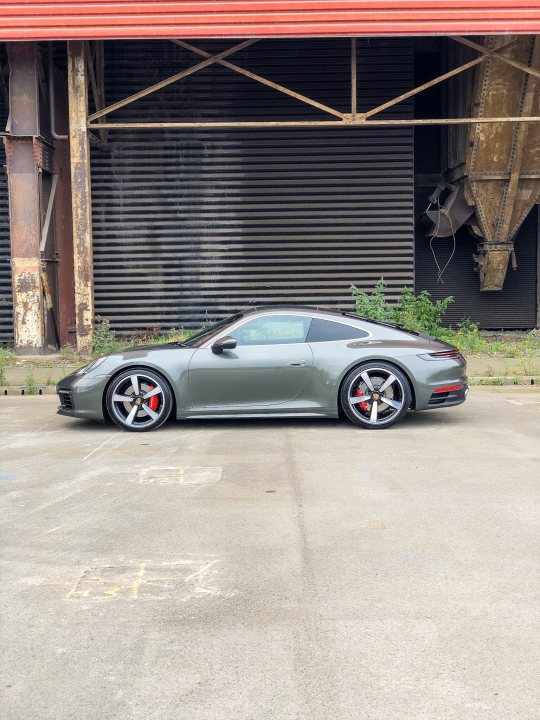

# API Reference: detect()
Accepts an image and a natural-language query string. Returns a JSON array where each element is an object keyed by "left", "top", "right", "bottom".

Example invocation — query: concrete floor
[{"left": 1, "top": 391, "right": 539, "bottom": 720}]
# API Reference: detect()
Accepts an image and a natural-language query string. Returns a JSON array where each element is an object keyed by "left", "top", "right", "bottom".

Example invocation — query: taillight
[{"left": 419, "top": 349, "right": 462, "bottom": 360}]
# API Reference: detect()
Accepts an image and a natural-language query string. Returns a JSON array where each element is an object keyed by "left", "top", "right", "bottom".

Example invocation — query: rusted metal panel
[
  {"left": 5, "top": 43, "right": 45, "bottom": 352},
  {"left": 1, "top": 2, "right": 540, "bottom": 40},
  {"left": 90, "top": 39, "right": 414, "bottom": 334},
  {"left": 465, "top": 35, "right": 540, "bottom": 290},
  {"left": 50, "top": 53, "right": 77, "bottom": 347},
  {"left": 67, "top": 40, "right": 94, "bottom": 355},
  {"left": 0, "top": 57, "right": 12, "bottom": 342}
]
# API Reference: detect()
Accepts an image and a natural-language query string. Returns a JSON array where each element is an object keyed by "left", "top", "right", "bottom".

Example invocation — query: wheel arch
[
  {"left": 337, "top": 358, "right": 417, "bottom": 412},
  {"left": 102, "top": 363, "right": 178, "bottom": 424}
]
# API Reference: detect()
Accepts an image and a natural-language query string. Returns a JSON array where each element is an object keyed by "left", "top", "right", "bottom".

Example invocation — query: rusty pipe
[{"left": 48, "top": 43, "right": 68, "bottom": 141}]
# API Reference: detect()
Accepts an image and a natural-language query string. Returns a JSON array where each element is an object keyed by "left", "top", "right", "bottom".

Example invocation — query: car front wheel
[
  {"left": 340, "top": 362, "right": 412, "bottom": 429},
  {"left": 106, "top": 367, "right": 173, "bottom": 431}
]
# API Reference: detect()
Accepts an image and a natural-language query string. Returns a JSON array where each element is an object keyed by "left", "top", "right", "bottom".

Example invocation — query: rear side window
[{"left": 307, "top": 318, "right": 369, "bottom": 343}]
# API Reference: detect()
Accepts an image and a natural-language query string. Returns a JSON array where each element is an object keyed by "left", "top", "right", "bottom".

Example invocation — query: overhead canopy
[{"left": 1, "top": 1, "right": 540, "bottom": 41}]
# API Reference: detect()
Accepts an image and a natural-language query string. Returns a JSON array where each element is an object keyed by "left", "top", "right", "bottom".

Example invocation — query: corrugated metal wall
[
  {"left": 415, "top": 189, "right": 538, "bottom": 329},
  {"left": 0, "top": 86, "right": 12, "bottom": 341},
  {"left": 91, "top": 39, "right": 414, "bottom": 333},
  {"left": 2, "top": 1, "right": 540, "bottom": 40}
]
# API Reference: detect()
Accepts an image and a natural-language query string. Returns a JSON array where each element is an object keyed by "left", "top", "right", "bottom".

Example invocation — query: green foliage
[
  {"left": 25, "top": 371, "right": 37, "bottom": 395},
  {"left": 0, "top": 347, "right": 16, "bottom": 385},
  {"left": 91, "top": 318, "right": 196, "bottom": 359},
  {"left": 350, "top": 278, "right": 454, "bottom": 341},
  {"left": 92, "top": 316, "right": 126, "bottom": 358}
]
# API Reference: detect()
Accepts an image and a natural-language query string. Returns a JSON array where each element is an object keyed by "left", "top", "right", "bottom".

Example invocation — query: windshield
[{"left": 182, "top": 313, "right": 243, "bottom": 347}]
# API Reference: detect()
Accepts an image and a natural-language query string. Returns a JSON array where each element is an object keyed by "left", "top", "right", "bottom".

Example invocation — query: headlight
[{"left": 77, "top": 357, "right": 107, "bottom": 375}]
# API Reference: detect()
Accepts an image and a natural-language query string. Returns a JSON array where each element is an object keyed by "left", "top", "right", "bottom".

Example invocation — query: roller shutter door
[{"left": 91, "top": 38, "right": 414, "bottom": 334}]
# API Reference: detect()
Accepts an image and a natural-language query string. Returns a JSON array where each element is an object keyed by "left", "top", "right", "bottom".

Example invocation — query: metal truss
[{"left": 86, "top": 36, "right": 540, "bottom": 131}]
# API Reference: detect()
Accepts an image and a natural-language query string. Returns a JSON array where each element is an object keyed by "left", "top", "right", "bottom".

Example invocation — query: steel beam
[
  {"left": 88, "top": 117, "right": 540, "bottom": 130},
  {"left": 4, "top": 42, "right": 45, "bottom": 353},
  {"left": 171, "top": 39, "right": 344, "bottom": 120},
  {"left": 67, "top": 40, "right": 93, "bottom": 355},
  {"left": 88, "top": 39, "right": 257, "bottom": 122}
]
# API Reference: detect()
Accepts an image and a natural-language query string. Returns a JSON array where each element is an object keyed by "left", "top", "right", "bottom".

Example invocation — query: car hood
[{"left": 122, "top": 342, "right": 184, "bottom": 353}]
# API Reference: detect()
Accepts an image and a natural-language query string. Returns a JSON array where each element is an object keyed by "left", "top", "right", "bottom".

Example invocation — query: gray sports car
[{"left": 57, "top": 306, "right": 467, "bottom": 431}]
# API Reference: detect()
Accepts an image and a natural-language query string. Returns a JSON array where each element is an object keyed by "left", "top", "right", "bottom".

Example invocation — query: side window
[
  {"left": 232, "top": 315, "right": 312, "bottom": 346},
  {"left": 307, "top": 318, "right": 369, "bottom": 342}
]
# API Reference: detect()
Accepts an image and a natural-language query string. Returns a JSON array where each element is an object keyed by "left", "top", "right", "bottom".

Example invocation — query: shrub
[
  {"left": 92, "top": 316, "right": 125, "bottom": 358},
  {"left": 350, "top": 278, "right": 455, "bottom": 341}
]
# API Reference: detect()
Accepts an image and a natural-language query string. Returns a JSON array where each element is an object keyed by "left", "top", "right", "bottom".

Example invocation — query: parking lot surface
[{"left": 1, "top": 390, "right": 539, "bottom": 720}]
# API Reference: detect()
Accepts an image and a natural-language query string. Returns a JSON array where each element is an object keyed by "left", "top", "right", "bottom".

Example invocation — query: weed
[
  {"left": 60, "top": 342, "right": 80, "bottom": 364},
  {"left": 350, "top": 279, "right": 455, "bottom": 341},
  {"left": 0, "top": 348, "right": 16, "bottom": 385},
  {"left": 25, "top": 372, "right": 37, "bottom": 395},
  {"left": 92, "top": 316, "right": 126, "bottom": 358}
]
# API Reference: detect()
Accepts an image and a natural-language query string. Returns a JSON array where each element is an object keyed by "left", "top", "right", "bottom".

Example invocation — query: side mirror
[{"left": 211, "top": 335, "right": 237, "bottom": 354}]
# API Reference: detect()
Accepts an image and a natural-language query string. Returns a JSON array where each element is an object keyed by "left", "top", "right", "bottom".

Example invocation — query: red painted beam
[{"left": 1, "top": 1, "right": 540, "bottom": 40}]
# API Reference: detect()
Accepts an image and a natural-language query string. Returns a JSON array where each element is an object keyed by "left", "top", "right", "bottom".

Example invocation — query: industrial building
[{"left": 1, "top": 3, "right": 540, "bottom": 354}]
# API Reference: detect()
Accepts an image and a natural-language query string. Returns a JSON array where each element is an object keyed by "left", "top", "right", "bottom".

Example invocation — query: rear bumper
[{"left": 426, "top": 383, "right": 468, "bottom": 408}]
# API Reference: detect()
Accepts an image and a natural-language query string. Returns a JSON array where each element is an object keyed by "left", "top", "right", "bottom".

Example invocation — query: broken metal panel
[
  {"left": 465, "top": 35, "right": 540, "bottom": 290},
  {"left": 67, "top": 40, "right": 94, "bottom": 356}
]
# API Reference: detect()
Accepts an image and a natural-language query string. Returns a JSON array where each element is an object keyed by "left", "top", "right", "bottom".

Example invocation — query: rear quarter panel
[{"left": 307, "top": 332, "right": 465, "bottom": 411}]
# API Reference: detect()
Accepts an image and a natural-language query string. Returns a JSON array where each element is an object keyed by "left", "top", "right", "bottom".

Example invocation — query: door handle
[{"left": 287, "top": 361, "right": 307, "bottom": 366}]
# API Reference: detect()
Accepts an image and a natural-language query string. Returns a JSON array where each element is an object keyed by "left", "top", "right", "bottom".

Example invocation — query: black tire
[
  {"left": 106, "top": 367, "right": 173, "bottom": 432},
  {"left": 340, "top": 361, "right": 412, "bottom": 430}
]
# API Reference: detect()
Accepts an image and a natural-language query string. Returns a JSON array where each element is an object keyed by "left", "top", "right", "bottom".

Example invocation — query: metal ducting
[{"left": 91, "top": 38, "right": 414, "bottom": 334}]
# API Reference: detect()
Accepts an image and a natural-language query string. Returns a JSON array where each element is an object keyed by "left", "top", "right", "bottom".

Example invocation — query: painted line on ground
[{"left": 83, "top": 432, "right": 121, "bottom": 462}]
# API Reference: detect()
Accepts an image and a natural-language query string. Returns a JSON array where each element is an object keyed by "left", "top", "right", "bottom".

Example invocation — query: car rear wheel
[
  {"left": 340, "top": 362, "right": 411, "bottom": 429},
  {"left": 106, "top": 367, "right": 173, "bottom": 432}
]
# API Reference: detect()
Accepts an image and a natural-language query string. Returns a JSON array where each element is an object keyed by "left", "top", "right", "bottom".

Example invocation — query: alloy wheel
[
  {"left": 109, "top": 371, "right": 169, "bottom": 430},
  {"left": 347, "top": 367, "right": 406, "bottom": 426}
]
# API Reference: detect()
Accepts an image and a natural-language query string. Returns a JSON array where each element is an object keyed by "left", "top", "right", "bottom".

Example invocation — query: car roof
[
  {"left": 238, "top": 305, "right": 355, "bottom": 319},
  {"left": 235, "top": 305, "right": 415, "bottom": 334},
  {"left": 236, "top": 305, "right": 373, "bottom": 325}
]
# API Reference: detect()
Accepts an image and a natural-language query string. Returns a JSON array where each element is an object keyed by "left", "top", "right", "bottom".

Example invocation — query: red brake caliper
[
  {"left": 355, "top": 388, "right": 368, "bottom": 412},
  {"left": 147, "top": 384, "right": 159, "bottom": 411}
]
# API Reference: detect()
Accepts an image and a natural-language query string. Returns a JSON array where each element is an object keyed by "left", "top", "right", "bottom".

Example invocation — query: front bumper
[{"left": 56, "top": 371, "right": 110, "bottom": 422}]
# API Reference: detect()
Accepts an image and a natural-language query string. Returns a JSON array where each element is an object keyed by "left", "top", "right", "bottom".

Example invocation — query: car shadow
[{"left": 57, "top": 409, "right": 465, "bottom": 434}]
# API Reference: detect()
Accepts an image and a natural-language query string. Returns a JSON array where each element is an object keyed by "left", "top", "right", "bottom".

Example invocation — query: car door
[{"left": 188, "top": 314, "right": 314, "bottom": 409}]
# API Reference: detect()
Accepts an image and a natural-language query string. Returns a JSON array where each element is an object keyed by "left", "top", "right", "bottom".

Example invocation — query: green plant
[
  {"left": 350, "top": 279, "right": 454, "bottom": 341},
  {"left": 25, "top": 372, "right": 37, "bottom": 395},
  {"left": 60, "top": 342, "right": 80, "bottom": 363},
  {"left": 92, "top": 316, "right": 125, "bottom": 358},
  {"left": 452, "top": 319, "right": 485, "bottom": 353},
  {"left": 0, "top": 348, "right": 16, "bottom": 385}
]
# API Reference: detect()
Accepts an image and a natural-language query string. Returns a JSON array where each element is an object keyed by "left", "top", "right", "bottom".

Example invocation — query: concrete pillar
[
  {"left": 67, "top": 41, "right": 93, "bottom": 356},
  {"left": 4, "top": 43, "right": 44, "bottom": 353}
]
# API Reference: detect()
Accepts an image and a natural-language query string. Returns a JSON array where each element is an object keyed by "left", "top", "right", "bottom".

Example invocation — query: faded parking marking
[
  {"left": 139, "top": 466, "right": 222, "bottom": 485},
  {"left": 66, "top": 557, "right": 234, "bottom": 601}
]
